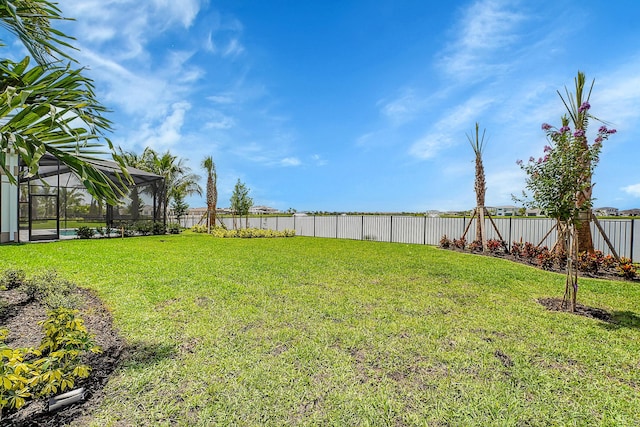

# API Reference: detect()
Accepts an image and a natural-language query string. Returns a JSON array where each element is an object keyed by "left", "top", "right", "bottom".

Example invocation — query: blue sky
[{"left": 42, "top": 0, "right": 640, "bottom": 212}]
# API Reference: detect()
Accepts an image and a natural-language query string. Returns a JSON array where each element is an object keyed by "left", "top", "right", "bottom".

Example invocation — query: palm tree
[
  {"left": 202, "top": 156, "right": 217, "bottom": 229},
  {"left": 468, "top": 122, "right": 487, "bottom": 248},
  {"left": 141, "top": 148, "right": 201, "bottom": 224},
  {"left": 0, "top": 0, "right": 129, "bottom": 205}
]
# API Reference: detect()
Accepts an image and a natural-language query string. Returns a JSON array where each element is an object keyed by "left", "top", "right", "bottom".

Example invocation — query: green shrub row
[
  {"left": 191, "top": 226, "right": 296, "bottom": 238},
  {"left": 76, "top": 222, "right": 182, "bottom": 239}
]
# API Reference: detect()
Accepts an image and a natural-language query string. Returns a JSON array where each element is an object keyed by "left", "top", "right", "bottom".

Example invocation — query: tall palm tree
[
  {"left": 202, "top": 156, "right": 217, "bottom": 229},
  {"left": 0, "top": 0, "right": 129, "bottom": 205}
]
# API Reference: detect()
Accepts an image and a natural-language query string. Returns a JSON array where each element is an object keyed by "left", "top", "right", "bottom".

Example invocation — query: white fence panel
[
  {"left": 315, "top": 216, "right": 337, "bottom": 238},
  {"left": 392, "top": 216, "right": 424, "bottom": 244},
  {"left": 337, "top": 215, "right": 363, "bottom": 240},
  {"left": 362, "top": 216, "right": 391, "bottom": 242}
]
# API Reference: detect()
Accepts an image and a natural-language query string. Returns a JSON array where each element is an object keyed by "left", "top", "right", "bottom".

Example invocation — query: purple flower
[
  {"left": 537, "top": 157, "right": 543, "bottom": 164},
  {"left": 594, "top": 136, "right": 603, "bottom": 144},
  {"left": 543, "top": 154, "right": 550, "bottom": 162},
  {"left": 529, "top": 156, "right": 535, "bottom": 163},
  {"left": 541, "top": 123, "right": 552, "bottom": 131},
  {"left": 559, "top": 126, "right": 570, "bottom": 133},
  {"left": 543, "top": 145, "right": 552, "bottom": 153},
  {"left": 578, "top": 101, "right": 591, "bottom": 113},
  {"left": 574, "top": 129, "right": 585, "bottom": 138},
  {"left": 516, "top": 159, "right": 523, "bottom": 166},
  {"left": 598, "top": 125, "right": 608, "bottom": 133},
  {"left": 607, "top": 128, "right": 617, "bottom": 134}
]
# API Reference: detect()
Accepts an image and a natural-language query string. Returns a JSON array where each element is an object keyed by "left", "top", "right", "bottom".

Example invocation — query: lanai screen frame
[{"left": 18, "top": 153, "right": 163, "bottom": 242}]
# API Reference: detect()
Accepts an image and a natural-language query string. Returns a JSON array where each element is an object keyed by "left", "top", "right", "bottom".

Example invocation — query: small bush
[
  {"left": 20, "top": 270, "right": 79, "bottom": 309},
  {"left": 75, "top": 226, "right": 95, "bottom": 239},
  {"left": 152, "top": 222, "right": 166, "bottom": 235},
  {"left": 168, "top": 223, "right": 182, "bottom": 234},
  {"left": 511, "top": 241, "right": 524, "bottom": 257},
  {"left": 0, "top": 308, "right": 101, "bottom": 414},
  {"left": 0, "top": 269, "right": 26, "bottom": 290},
  {"left": 578, "top": 251, "right": 603, "bottom": 274},
  {"left": 452, "top": 238, "right": 466, "bottom": 250},
  {"left": 616, "top": 257, "right": 637, "bottom": 279},
  {"left": 468, "top": 240, "right": 483, "bottom": 252},
  {"left": 602, "top": 254, "right": 617, "bottom": 271},
  {"left": 439, "top": 235, "right": 451, "bottom": 249},
  {"left": 486, "top": 239, "right": 506, "bottom": 254},
  {"left": 191, "top": 224, "right": 208, "bottom": 233},
  {"left": 537, "top": 247, "right": 555, "bottom": 270},
  {"left": 134, "top": 221, "right": 153, "bottom": 236}
]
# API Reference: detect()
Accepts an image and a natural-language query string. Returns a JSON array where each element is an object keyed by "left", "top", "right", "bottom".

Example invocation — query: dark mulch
[
  {"left": 537, "top": 297, "right": 613, "bottom": 323},
  {"left": 1, "top": 287, "right": 124, "bottom": 427}
]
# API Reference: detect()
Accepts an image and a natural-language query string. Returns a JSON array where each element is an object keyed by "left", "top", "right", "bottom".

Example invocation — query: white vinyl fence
[{"left": 173, "top": 214, "right": 640, "bottom": 262}]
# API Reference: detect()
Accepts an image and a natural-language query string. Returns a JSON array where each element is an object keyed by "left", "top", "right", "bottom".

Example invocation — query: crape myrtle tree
[
  {"left": 517, "top": 115, "right": 615, "bottom": 311},
  {"left": 0, "top": 0, "right": 129, "bottom": 205}
]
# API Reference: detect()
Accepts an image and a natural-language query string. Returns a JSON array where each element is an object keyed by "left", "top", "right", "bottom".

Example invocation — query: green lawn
[{"left": 1, "top": 234, "right": 639, "bottom": 426}]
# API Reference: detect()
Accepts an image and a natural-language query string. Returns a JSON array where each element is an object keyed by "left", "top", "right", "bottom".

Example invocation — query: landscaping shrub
[
  {"left": 210, "top": 228, "right": 296, "bottom": 239},
  {"left": 468, "top": 240, "right": 483, "bottom": 252},
  {"left": 486, "top": 239, "right": 506, "bottom": 254},
  {"left": 133, "top": 221, "right": 153, "bottom": 236},
  {"left": 616, "top": 257, "right": 637, "bottom": 279},
  {"left": 152, "top": 222, "right": 166, "bottom": 235},
  {"left": 439, "top": 235, "right": 451, "bottom": 248},
  {"left": 75, "top": 226, "right": 95, "bottom": 239},
  {"left": 20, "top": 270, "right": 79, "bottom": 309},
  {"left": 511, "top": 241, "right": 524, "bottom": 258},
  {"left": 0, "top": 308, "right": 101, "bottom": 415},
  {"left": 191, "top": 225, "right": 208, "bottom": 233},
  {"left": 602, "top": 254, "right": 617, "bottom": 271},
  {"left": 0, "top": 269, "right": 26, "bottom": 291},
  {"left": 452, "top": 237, "right": 466, "bottom": 250},
  {"left": 578, "top": 251, "right": 604, "bottom": 274},
  {"left": 168, "top": 223, "right": 182, "bottom": 234},
  {"left": 537, "top": 247, "right": 555, "bottom": 270}
]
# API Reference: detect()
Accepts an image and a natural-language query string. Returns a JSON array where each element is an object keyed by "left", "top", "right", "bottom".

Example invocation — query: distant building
[
  {"left": 620, "top": 208, "right": 640, "bottom": 217},
  {"left": 594, "top": 207, "right": 619, "bottom": 216},
  {"left": 249, "top": 205, "right": 280, "bottom": 214}
]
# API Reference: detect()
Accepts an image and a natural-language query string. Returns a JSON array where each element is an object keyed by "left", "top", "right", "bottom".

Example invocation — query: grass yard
[{"left": 1, "top": 233, "right": 639, "bottom": 426}]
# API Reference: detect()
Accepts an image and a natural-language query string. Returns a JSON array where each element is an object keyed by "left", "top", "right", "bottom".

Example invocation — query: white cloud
[
  {"left": 437, "top": 0, "right": 526, "bottom": 81},
  {"left": 378, "top": 89, "right": 423, "bottom": 124},
  {"left": 204, "top": 111, "right": 236, "bottom": 130},
  {"left": 281, "top": 157, "right": 301, "bottom": 167},
  {"left": 136, "top": 102, "right": 191, "bottom": 149},
  {"left": 311, "top": 154, "right": 327, "bottom": 166},
  {"left": 622, "top": 183, "right": 640, "bottom": 198},
  {"left": 409, "top": 96, "right": 494, "bottom": 159}
]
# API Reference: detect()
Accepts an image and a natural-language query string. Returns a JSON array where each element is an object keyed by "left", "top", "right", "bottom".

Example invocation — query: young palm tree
[
  {"left": 202, "top": 156, "right": 217, "bottom": 229},
  {"left": 467, "top": 122, "right": 487, "bottom": 248}
]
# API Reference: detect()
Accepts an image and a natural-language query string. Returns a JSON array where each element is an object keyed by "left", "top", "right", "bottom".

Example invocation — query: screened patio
[{"left": 18, "top": 153, "right": 163, "bottom": 242}]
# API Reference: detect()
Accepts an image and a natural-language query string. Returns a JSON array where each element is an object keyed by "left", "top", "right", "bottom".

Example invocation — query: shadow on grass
[
  {"left": 120, "top": 341, "right": 178, "bottom": 368},
  {"left": 604, "top": 311, "right": 640, "bottom": 331}
]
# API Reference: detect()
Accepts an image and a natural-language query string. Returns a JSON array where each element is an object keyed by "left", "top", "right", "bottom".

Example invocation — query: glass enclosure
[{"left": 18, "top": 154, "right": 162, "bottom": 241}]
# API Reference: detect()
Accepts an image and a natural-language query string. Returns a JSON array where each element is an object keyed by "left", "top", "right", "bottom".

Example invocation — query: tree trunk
[{"left": 575, "top": 209, "right": 594, "bottom": 254}]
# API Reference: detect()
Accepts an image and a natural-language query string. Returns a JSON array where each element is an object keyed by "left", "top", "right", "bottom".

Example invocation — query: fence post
[
  {"left": 361, "top": 215, "right": 364, "bottom": 240},
  {"left": 314, "top": 215, "right": 316, "bottom": 237},
  {"left": 336, "top": 215, "right": 339, "bottom": 238},
  {"left": 423, "top": 215, "right": 427, "bottom": 245},
  {"left": 390, "top": 215, "right": 393, "bottom": 243},
  {"left": 631, "top": 219, "right": 635, "bottom": 262},
  {"left": 508, "top": 217, "right": 512, "bottom": 250}
]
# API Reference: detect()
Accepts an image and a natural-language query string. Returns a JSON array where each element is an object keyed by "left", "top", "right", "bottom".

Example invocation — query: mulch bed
[{"left": 1, "top": 287, "right": 124, "bottom": 427}]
